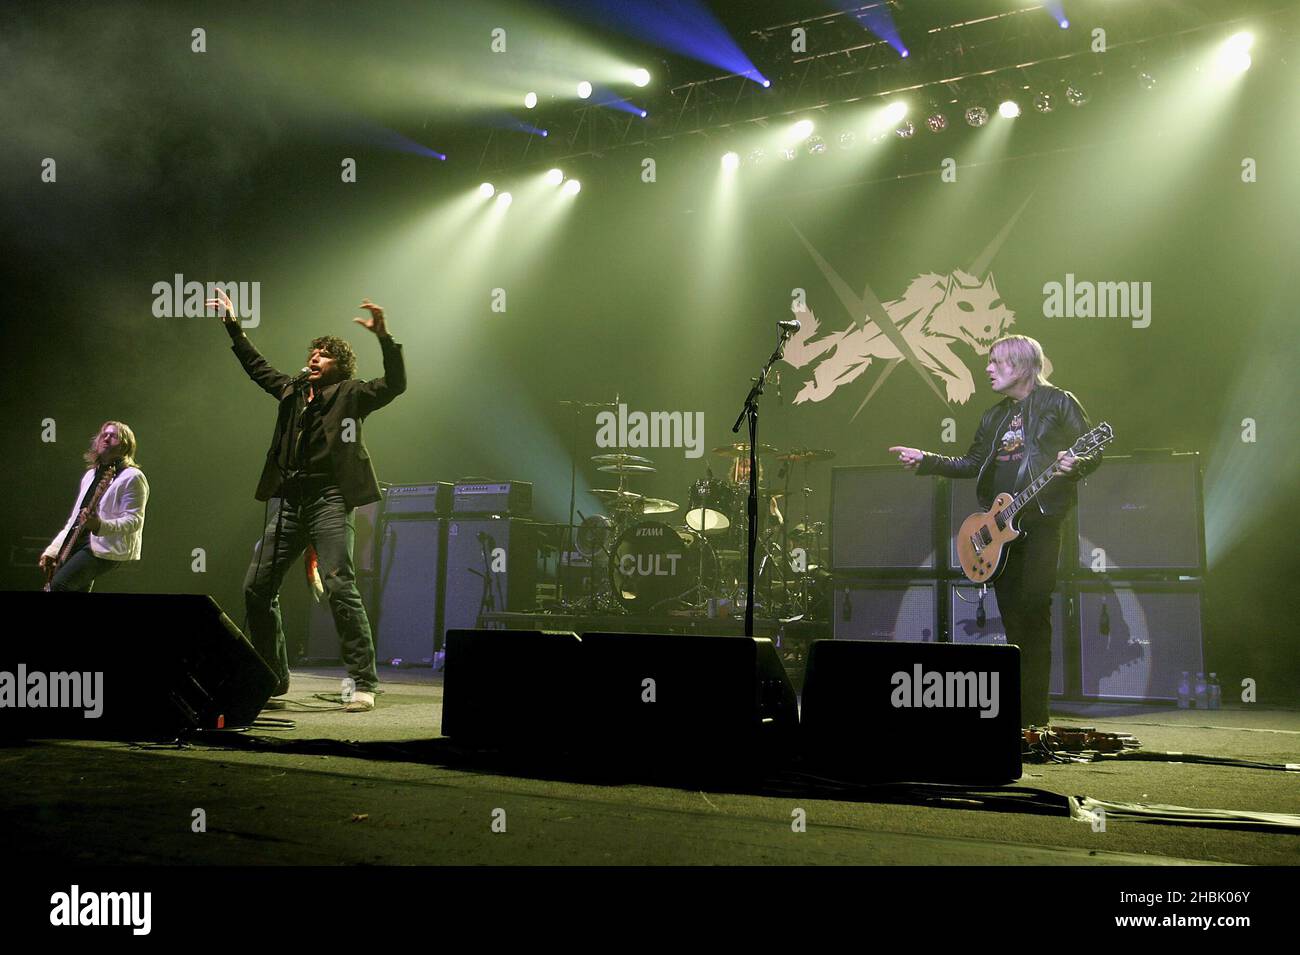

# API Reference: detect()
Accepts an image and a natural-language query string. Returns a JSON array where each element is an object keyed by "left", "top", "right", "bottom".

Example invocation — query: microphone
[
  {"left": 290, "top": 367, "right": 312, "bottom": 387},
  {"left": 777, "top": 318, "right": 801, "bottom": 335}
]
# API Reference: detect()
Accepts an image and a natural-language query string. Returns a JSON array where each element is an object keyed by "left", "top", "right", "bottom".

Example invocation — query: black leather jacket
[{"left": 917, "top": 384, "right": 1102, "bottom": 519}]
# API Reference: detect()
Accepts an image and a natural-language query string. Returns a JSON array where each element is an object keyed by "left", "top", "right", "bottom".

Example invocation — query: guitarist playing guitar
[
  {"left": 40, "top": 421, "right": 149, "bottom": 592},
  {"left": 889, "top": 335, "right": 1103, "bottom": 728}
]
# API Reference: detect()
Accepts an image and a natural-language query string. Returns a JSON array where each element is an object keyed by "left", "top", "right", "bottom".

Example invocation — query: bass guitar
[
  {"left": 43, "top": 463, "right": 119, "bottom": 591},
  {"left": 957, "top": 422, "right": 1113, "bottom": 584}
]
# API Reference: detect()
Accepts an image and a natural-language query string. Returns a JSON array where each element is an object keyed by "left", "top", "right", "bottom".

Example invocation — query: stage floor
[{"left": 3, "top": 668, "right": 1297, "bottom": 866}]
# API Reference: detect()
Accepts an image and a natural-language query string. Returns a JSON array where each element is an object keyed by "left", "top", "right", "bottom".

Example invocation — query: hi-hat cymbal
[
  {"left": 591, "top": 452, "right": 653, "bottom": 465},
  {"left": 597, "top": 463, "right": 657, "bottom": 474},
  {"left": 775, "top": 448, "right": 836, "bottom": 462},
  {"left": 592, "top": 488, "right": 644, "bottom": 506},
  {"left": 712, "top": 442, "right": 779, "bottom": 458},
  {"left": 639, "top": 498, "right": 679, "bottom": 515}
]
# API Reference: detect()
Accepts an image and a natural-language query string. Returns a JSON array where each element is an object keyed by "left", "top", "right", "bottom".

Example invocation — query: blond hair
[
  {"left": 989, "top": 335, "right": 1051, "bottom": 387},
  {"left": 82, "top": 420, "right": 138, "bottom": 468}
]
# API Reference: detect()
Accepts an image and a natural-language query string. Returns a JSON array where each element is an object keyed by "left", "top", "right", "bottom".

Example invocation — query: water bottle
[
  {"left": 1208, "top": 673, "right": 1221, "bottom": 710},
  {"left": 1194, "top": 671, "right": 1208, "bottom": 709},
  {"left": 1177, "top": 671, "right": 1191, "bottom": 709}
]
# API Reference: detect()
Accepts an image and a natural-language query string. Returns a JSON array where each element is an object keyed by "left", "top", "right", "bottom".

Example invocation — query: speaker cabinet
[
  {"left": 1076, "top": 582, "right": 1204, "bottom": 701},
  {"left": 950, "top": 585, "right": 1067, "bottom": 697},
  {"left": 0, "top": 593, "right": 275, "bottom": 740},
  {"left": 442, "top": 519, "right": 538, "bottom": 642},
  {"left": 1076, "top": 453, "right": 1205, "bottom": 573},
  {"left": 801, "top": 639, "right": 1022, "bottom": 783},
  {"left": 372, "top": 517, "right": 444, "bottom": 665},
  {"left": 831, "top": 467, "right": 938, "bottom": 571},
  {"left": 832, "top": 581, "right": 938, "bottom": 642}
]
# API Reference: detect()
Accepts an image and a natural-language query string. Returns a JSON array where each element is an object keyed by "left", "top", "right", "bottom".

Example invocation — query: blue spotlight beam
[
  {"left": 549, "top": 0, "right": 768, "bottom": 85},
  {"left": 830, "top": 2, "right": 909, "bottom": 58},
  {"left": 353, "top": 121, "right": 446, "bottom": 160}
]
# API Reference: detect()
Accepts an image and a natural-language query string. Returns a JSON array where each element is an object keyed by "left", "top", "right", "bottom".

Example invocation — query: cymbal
[
  {"left": 774, "top": 447, "right": 836, "bottom": 462},
  {"left": 640, "top": 498, "right": 679, "bottom": 515},
  {"left": 592, "top": 488, "right": 644, "bottom": 506},
  {"left": 711, "top": 442, "right": 779, "bottom": 458},
  {"left": 591, "top": 452, "right": 653, "bottom": 465},
  {"left": 597, "top": 463, "right": 657, "bottom": 474}
]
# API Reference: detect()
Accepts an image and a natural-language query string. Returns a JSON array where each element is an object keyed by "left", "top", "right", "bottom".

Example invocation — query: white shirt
[{"left": 44, "top": 465, "right": 149, "bottom": 562}]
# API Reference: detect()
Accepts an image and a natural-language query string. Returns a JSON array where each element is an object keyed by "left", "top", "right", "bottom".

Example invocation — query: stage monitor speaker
[
  {"left": 441, "top": 628, "right": 583, "bottom": 743},
  {"left": 833, "top": 581, "right": 938, "bottom": 642},
  {"left": 442, "top": 519, "right": 538, "bottom": 642},
  {"left": 0, "top": 593, "right": 276, "bottom": 740},
  {"left": 577, "top": 631, "right": 799, "bottom": 768},
  {"left": 951, "top": 585, "right": 1067, "bottom": 697},
  {"left": 372, "top": 517, "right": 444, "bottom": 665},
  {"left": 1076, "top": 582, "right": 1204, "bottom": 701},
  {"left": 800, "top": 639, "right": 1022, "bottom": 783},
  {"left": 831, "top": 467, "right": 937, "bottom": 571},
  {"left": 1076, "top": 453, "right": 1205, "bottom": 573}
]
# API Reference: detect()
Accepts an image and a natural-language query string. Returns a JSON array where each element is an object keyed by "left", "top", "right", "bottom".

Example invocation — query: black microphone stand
[{"left": 730, "top": 327, "right": 794, "bottom": 637}]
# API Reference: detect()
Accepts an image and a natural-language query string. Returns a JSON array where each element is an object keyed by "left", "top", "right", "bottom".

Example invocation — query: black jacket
[
  {"left": 917, "top": 384, "right": 1101, "bottom": 519},
  {"left": 229, "top": 328, "right": 406, "bottom": 508}
]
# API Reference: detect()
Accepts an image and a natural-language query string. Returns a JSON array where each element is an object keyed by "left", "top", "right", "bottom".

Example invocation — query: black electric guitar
[
  {"left": 43, "top": 463, "right": 119, "bottom": 591},
  {"left": 957, "top": 422, "right": 1114, "bottom": 584}
]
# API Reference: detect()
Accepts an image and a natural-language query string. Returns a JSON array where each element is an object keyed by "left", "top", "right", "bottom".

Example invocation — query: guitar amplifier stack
[
  {"left": 829, "top": 452, "right": 1206, "bottom": 702},
  {"left": 306, "top": 479, "right": 541, "bottom": 668}
]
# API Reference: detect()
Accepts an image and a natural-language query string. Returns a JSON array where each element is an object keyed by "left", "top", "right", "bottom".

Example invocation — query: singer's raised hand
[
  {"left": 204, "top": 287, "right": 240, "bottom": 327},
  {"left": 354, "top": 299, "right": 388, "bottom": 337}
]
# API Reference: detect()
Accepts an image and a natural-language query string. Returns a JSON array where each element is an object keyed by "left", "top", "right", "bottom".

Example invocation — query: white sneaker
[{"left": 343, "top": 690, "right": 375, "bottom": 713}]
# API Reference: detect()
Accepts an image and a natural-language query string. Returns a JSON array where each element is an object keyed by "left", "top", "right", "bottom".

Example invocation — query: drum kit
[{"left": 577, "top": 440, "right": 835, "bottom": 617}]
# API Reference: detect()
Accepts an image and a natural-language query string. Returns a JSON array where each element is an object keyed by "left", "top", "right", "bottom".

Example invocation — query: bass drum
[{"left": 610, "top": 521, "right": 718, "bottom": 613}]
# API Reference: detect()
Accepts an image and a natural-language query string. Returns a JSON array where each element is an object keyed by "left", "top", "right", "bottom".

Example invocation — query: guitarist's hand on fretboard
[
  {"left": 1055, "top": 450, "right": 1078, "bottom": 475},
  {"left": 83, "top": 509, "right": 102, "bottom": 533}
]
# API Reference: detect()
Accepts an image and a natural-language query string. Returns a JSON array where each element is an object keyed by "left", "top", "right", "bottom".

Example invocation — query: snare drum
[{"left": 610, "top": 521, "right": 718, "bottom": 612}]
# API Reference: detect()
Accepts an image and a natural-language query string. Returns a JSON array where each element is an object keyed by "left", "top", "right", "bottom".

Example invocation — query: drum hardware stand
[{"left": 730, "top": 323, "right": 794, "bottom": 637}]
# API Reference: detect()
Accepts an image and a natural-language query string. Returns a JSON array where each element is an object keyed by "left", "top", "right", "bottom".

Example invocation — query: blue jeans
[
  {"left": 49, "top": 547, "right": 120, "bottom": 592},
  {"left": 242, "top": 485, "right": 378, "bottom": 693}
]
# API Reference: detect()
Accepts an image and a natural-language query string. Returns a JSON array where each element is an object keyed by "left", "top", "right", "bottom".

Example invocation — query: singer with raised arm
[
  {"left": 207, "top": 288, "right": 406, "bottom": 712},
  {"left": 888, "top": 335, "right": 1101, "bottom": 728}
]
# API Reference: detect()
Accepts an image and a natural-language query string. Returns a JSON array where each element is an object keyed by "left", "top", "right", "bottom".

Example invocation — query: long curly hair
[
  {"left": 82, "top": 420, "right": 138, "bottom": 468},
  {"left": 309, "top": 335, "right": 357, "bottom": 380}
]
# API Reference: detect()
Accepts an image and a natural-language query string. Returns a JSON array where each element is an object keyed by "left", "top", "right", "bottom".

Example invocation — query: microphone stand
[{"left": 730, "top": 327, "right": 793, "bottom": 637}]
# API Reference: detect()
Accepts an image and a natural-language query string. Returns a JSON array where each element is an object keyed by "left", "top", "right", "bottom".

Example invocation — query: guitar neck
[{"left": 1002, "top": 462, "right": 1062, "bottom": 521}]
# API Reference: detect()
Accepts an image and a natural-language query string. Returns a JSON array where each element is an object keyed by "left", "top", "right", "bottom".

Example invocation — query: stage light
[
  {"left": 639, "top": 109, "right": 647, "bottom": 118},
  {"left": 882, "top": 101, "right": 908, "bottom": 126},
  {"left": 631, "top": 68, "right": 651, "bottom": 87},
  {"left": 1033, "top": 91, "right": 1054, "bottom": 113},
  {"left": 561, "top": 179, "right": 581, "bottom": 196},
  {"left": 541, "top": 129, "right": 549, "bottom": 137},
  {"left": 838, "top": 131, "right": 856, "bottom": 149},
  {"left": 721, "top": 151, "right": 740, "bottom": 171},
  {"left": 999, "top": 100, "right": 1021, "bottom": 118},
  {"left": 545, "top": 168, "right": 564, "bottom": 186},
  {"left": 1215, "top": 32, "right": 1253, "bottom": 75},
  {"left": 761, "top": 79, "right": 771, "bottom": 88},
  {"left": 789, "top": 119, "right": 815, "bottom": 142},
  {"left": 524, "top": 91, "right": 538, "bottom": 109},
  {"left": 577, "top": 81, "right": 593, "bottom": 99},
  {"left": 497, "top": 191, "right": 513, "bottom": 206},
  {"left": 747, "top": 147, "right": 766, "bottom": 164},
  {"left": 1139, "top": 72, "right": 1156, "bottom": 90},
  {"left": 965, "top": 106, "right": 989, "bottom": 127},
  {"left": 806, "top": 135, "right": 827, "bottom": 155},
  {"left": 478, "top": 182, "right": 495, "bottom": 199},
  {"left": 1059, "top": 19, "right": 1070, "bottom": 29},
  {"left": 895, "top": 122, "right": 914, "bottom": 138},
  {"left": 779, "top": 146, "right": 797, "bottom": 161},
  {"left": 926, "top": 113, "right": 947, "bottom": 132},
  {"left": 900, "top": 49, "right": 910, "bottom": 58},
  {"left": 1065, "top": 85, "right": 1089, "bottom": 107}
]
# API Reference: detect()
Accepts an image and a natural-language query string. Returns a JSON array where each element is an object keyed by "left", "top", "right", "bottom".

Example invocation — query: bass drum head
[{"left": 610, "top": 521, "right": 718, "bottom": 613}]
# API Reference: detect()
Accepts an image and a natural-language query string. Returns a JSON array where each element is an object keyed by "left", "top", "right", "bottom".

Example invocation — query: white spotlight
[
  {"left": 524, "top": 91, "right": 538, "bottom": 109},
  {"left": 478, "top": 182, "right": 495, "bottom": 199},
  {"left": 631, "top": 68, "right": 651, "bottom": 88},
  {"left": 545, "top": 168, "right": 564, "bottom": 186},
  {"left": 561, "top": 179, "right": 581, "bottom": 196},
  {"left": 789, "top": 119, "right": 815, "bottom": 142},
  {"left": 497, "top": 191, "right": 513, "bottom": 207},
  {"left": 577, "top": 80, "right": 593, "bottom": 99},
  {"left": 882, "top": 101, "right": 908, "bottom": 125},
  {"left": 1216, "top": 32, "right": 1254, "bottom": 75},
  {"left": 998, "top": 100, "right": 1021, "bottom": 118},
  {"left": 721, "top": 151, "right": 740, "bottom": 172}
]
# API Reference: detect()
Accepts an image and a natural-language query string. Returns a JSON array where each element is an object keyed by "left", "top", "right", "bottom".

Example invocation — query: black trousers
[{"left": 993, "top": 515, "right": 1063, "bottom": 727}]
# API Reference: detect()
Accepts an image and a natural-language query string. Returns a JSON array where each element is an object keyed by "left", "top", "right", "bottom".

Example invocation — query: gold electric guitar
[{"left": 957, "top": 422, "right": 1114, "bottom": 584}]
